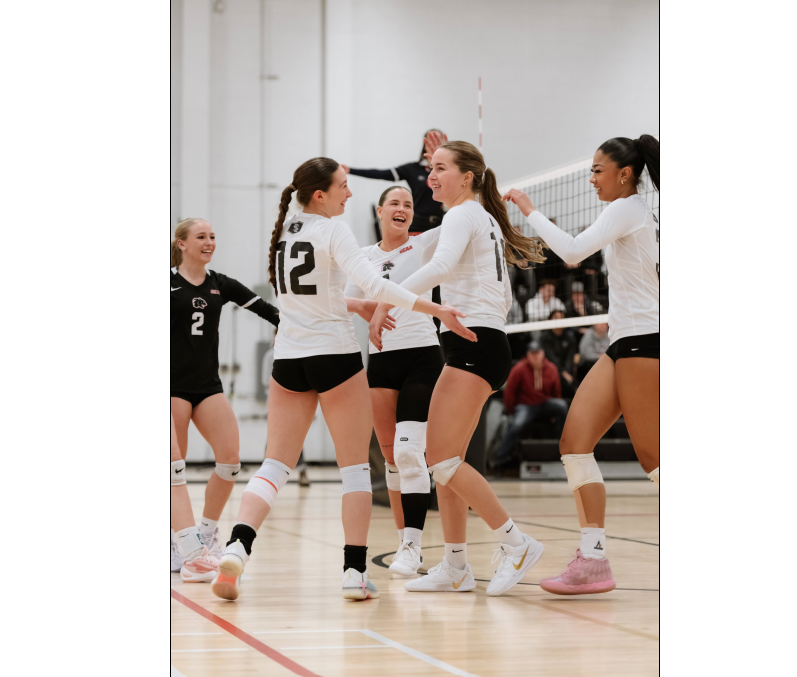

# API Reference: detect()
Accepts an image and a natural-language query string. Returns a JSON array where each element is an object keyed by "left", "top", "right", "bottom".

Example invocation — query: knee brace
[
  {"left": 648, "top": 467, "right": 659, "bottom": 485},
  {"left": 171, "top": 459, "right": 186, "bottom": 486},
  {"left": 244, "top": 458, "right": 292, "bottom": 506},
  {"left": 215, "top": 462, "right": 241, "bottom": 481},
  {"left": 561, "top": 453, "right": 604, "bottom": 492},
  {"left": 428, "top": 457, "right": 462, "bottom": 486},
  {"left": 394, "top": 420, "right": 430, "bottom": 494},
  {"left": 341, "top": 463, "right": 372, "bottom": 494},
  {"left": 385, "top": 462, "right": 401, "bottom": 492}
]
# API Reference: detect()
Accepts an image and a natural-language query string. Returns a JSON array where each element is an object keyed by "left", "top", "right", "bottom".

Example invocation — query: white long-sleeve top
[
  {"left": 527, "top": 194, "right": 659, "bottom": 343},
  {"left": 399, "top": 200, "right": 512, "bottom": 333},
  {"left": 274, "top": 212, "right": 418, "bottom": 359},
  {"left": 344, "top": 228, "right": 442, "bottom": 354}
]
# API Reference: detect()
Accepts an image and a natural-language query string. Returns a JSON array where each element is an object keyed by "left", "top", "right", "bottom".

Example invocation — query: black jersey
[{"left": 171, "top": 267, "right": 279, "bottom": 393}]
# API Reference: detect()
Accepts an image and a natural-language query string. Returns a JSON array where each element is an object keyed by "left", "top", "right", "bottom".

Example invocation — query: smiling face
[
  {"left": 377, "top": 187, "right": 414, "bottom": 241},
  {"left": 311, "top": 165, "right": 351, "bottom": 217},
  {"left": 590, "top": 150, "right": 635, "bottom": 202},
  {"left": 428, "top": 148, "right": 473, "bottom": 207},
  {"left": 178, "top": 220, "right": 216, "bottom": 265}
]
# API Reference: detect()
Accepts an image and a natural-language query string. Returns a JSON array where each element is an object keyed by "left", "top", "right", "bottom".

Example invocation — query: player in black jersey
[{"left": 170, "top": 217, "right": 279, "bottom": 579}]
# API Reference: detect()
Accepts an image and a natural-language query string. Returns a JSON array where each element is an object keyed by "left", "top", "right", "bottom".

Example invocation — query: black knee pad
[{"left": 396, "top": 382, "right": 434, "bottom": 423}]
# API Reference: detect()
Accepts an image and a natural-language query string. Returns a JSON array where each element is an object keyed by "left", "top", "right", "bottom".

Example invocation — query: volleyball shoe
[
  {"left": 180, "top": 546, "right": 220, "bottom": 583},
  {"left": 485, "top": 533, "right": 544, "bottom": 596},
  {"left": 389, "top": 542, "right": 423, "bottom": 576},
  {"left": 210, "top": 540, "right": 249, "bottom": 600},
  {"left": 342, "top": 569, "right": 379, "bottom": 600},
  {"left": 404, "top": 558, "right": 476, "bottom": 592},
  {"left": 539, "top": 550, "right": 616, "bottom": 595},
  {"left": 170, "top": 531, "right": 182, "bottom": 573},
  {"left": 199, "top": 525, "right": 223, "bottom": 559}
]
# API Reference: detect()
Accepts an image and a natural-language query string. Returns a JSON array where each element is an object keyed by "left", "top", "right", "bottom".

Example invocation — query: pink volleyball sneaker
[
  {"left": 540, "top": 550, "right": 616, "bottom": 595},
  {"left": 180, "top": 546, "right": 220, "bottom": 583}
]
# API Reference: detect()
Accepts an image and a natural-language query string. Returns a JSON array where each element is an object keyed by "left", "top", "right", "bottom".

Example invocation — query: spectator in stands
[
  {"left": 526, "top": 278, "right": 566, "bottom": 322},
  {"left": 539, "top": 310, "right": 577, "bottom": 397},
  {"left": 566, "top": 280, "right": 604, "bottom": 341},
  {"left": 492, "top": 341, "right": 569, "bottom": 470},
  {"left": 576, "top": 322, "right": 610, "bottom": 383}
]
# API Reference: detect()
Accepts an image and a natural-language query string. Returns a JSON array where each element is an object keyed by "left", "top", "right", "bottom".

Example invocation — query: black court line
[{"left": 513, "top": 519, "right": 659, "bottom": 547}]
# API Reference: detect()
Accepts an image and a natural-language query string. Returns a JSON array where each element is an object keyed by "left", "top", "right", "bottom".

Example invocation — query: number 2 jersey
[
  {"left": 171, "top": 268, "right": 280, "bottom": 393},
  {"left": 399, "top": 200, "right": 513, "bottom": 332},
  {"left": 273, "top": 212, "right": 418, "bottom": 360},
  {"left": 344, "top": 228, "right": 442, "bottom": 354}
]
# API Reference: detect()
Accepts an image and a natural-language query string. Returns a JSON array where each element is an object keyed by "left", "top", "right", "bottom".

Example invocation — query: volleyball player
[
  {"left": 503, "top": 135, "right": 659, "bottom": 595},
  {"left": 369, "top": 141, "right": 549, "bottom": 596},
  {"left": 210, "top": 157, "right": 475, "bottom": 602},
  {"left": 171, "top": 217, "right": 280, "bottom": 580},
  {"left": 344, "top": 185, "right": 443, "bottom": 576}
]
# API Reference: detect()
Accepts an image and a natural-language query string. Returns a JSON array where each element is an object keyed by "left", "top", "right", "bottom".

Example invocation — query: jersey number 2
[
  {"left": 276, "top": 242, "right": 317, "bottom": 295},
  {"left": 191, "top": 312, "right": 204, "bottom": 335}
]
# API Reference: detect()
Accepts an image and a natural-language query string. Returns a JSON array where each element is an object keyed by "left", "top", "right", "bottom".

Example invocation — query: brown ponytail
[
  {"left": 441, "top": 141, "right": 546, "bottom": 267},
  {"left": 267, "top": 157, "right": 341, "bottom": 296},
  {"left": 171, "top": 217, "right": 207, "bottom": 268}
]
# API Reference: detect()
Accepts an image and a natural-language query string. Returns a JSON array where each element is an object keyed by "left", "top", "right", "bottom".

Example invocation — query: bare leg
[
  {"left": 170, "top": 397, "right": 193, "bottom": 461},
  {"left": 171, "top": 413, "right": 195, "bottom": 532},
  {"left": 370, "top": 387, "right": 404, "bottom": 529},
  {"left": 616, "top": 358, "right": 659, "bottom": 474},
  {"left": 559, "top": 355, "right": 622, "bottom": 528}
]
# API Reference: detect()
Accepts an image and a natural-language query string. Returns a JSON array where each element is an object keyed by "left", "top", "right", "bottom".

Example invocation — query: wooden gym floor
[{"left": 171, "top": 469, "right": 659, "bottom": 677}]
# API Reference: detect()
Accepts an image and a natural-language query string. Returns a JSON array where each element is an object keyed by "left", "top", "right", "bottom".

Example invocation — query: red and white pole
[{"left": 478, "top": 76, "right": 483, "bottom": 151}]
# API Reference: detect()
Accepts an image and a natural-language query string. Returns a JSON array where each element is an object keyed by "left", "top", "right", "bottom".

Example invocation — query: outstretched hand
[
  {"left": 423, "top": 131, "right": 448, "bottom": 164},
  {"left": 502, "top": 188, "right": 536, "bottom": 217}
]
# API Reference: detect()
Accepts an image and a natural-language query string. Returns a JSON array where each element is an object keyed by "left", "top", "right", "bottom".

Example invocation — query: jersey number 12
[{"left": 276, "top": 242, "right": 317, "bottom": 295}]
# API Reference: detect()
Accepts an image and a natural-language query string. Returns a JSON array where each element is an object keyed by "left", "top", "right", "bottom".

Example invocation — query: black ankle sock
[
  {"left": 343, "top": 544, "right": 367, "bottom": 573},
  {"left": 400, "top": 492, "right": 430, "bottom": 531},
  {"left": 228, "top": 523, "right": 257, "bottom": 556}
]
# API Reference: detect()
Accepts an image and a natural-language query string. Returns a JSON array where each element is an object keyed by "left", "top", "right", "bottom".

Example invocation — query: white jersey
[
  {"left": 344, "top": 228, "right": 442, "bottom": 354},
  {"left": 528, "top": 194, "right": 659, "bottom": 343},
  {"left": 273, "top": 212, "right": 418, "bottom": 359},
  {"left": 400, "top": 200, "right": 512, "bottom": 332}
]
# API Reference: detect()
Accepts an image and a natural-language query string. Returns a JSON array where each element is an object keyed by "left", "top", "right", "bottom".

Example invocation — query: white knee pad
[
  {"left": 341, "top": 463, "right": 372, "bottom": 494},
  {"left": 394, "top": 420, "right": 430, "bottom": 494},
  {"left": 244, "top": 458, "right": 292, "bottom": 506},
  {"left": 215, "top": 462, "right": 241, "bottom": 481},
  {"left": 648, "top": 467, "right": 659, "bottom": 485},
  {"left": 385, "top": 462, "right": 401, "bottom": 492},
  {"left": 428, "top": 457, "right": 462, "bottom": 486},
  {"left": 171, "top": 459, "right": 186, "bottom": 486},
  {"left": 561, "top": 453, "right": 604, "bottom": 492}
]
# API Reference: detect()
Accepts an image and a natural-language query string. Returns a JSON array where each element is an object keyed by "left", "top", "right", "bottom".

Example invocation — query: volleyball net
[{"left": 499, "top": 156, "right": 659, "bottom": 336}]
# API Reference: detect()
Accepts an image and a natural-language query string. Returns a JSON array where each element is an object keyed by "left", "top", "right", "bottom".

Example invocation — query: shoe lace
[
  {"left": 490, "top": 546, "right": 513, "bottom": 573},
  {"left": 202, "top": 528, "right": 220, "bottom": 553},
  {"left": 562, "top": 553, "right": 583, "bottom": 576}
]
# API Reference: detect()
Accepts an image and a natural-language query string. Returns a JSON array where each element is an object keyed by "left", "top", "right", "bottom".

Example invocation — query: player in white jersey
[
  {"left": 369, "top": 141, "right": 550, "bottom": 596},
  {"left": 211, "top": 157, "right": 475, "bottom": 603},
  {"left": 344, "top": 186, "right": 444, "bottom": 576},
  {"left": 504, "top": 134, "right": 660, "bottom": 595}
]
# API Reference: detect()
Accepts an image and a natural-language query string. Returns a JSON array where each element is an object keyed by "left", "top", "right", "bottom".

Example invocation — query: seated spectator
[
  {"left": 492, "top": 341, "right": 569, "bottom": 470},
  {"left": 566, "top": 281, "right": 604, "bottom": 341},
  {"left": 539, "top": 310, "right": 577, "bottom": 398},
  {"left": 576, "top": 322, "right": 610, "bottom": 382},
  {"left": 525, "top": 278, "right": 566, "bottom": 322}
]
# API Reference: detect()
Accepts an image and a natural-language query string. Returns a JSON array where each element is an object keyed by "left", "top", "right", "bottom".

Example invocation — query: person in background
[
  {"left": 492, "top": 341, "right": 569, "bottom": 471},
  {"left": 342, "top": 129, "right": 448, "bottom": 234},
  {"left": 566, "top": 280, "right": 605, "bottom": 341},
  {"left": 526, "top": 278, "right": 566, "bottom": 322},
  {"left": 577, "top": 323, "right": 610, "bottom": 382},
  {"left": 539, "top": 310, "right": 577, "bottom": 398}
]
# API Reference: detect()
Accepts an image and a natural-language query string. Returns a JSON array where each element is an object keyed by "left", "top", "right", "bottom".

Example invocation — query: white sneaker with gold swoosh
[
  {"left": 486, "top": 533, "right": 544, "bottom": 596},
  {"left": 404, "top": 558, "right": 476, "bottom": 592}
]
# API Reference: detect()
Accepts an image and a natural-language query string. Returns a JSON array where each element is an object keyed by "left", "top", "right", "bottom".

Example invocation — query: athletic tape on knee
[
  {"left": 385, "top": 462, "right": 401, "bottom": 492},
  {"left": 428, "top": 457, "right": 462, "bottom": 486},
  {"left": 215, "top": 462, "right": 241, "bottom": 481},
  {"left": 561, "top": 453, "right": 604, "bottom": 492},
  {"left": 244, "top": 458, "right": 292, "bottom": 506},
  {"left": 394, "top": 420, "right": 430, "bottom": 494},
  {"left": 171, "top": 459, "right": 187, "bottom": 486},
  {"left": 340, "top": 463, "right": 372, "bottom": 494},
  {"left": 648, "top": 467, "right": 659, "bottom": 485}
]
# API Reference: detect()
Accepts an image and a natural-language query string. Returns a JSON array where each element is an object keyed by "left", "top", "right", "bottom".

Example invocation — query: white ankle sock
[
  {"left": 175, "top": 526, "right": 204, "bottom": 562},
  {"left": 495, "top": 519, "right": 524, "bottom": 548},
  {"left": 445, "top": 543, "right": 467, "bottom": 569},
  {"left": 580, "top": 528, "right": 606, "bottom": 559},
  {"left": 398, "top": 528, "right": 404, "bottom": 544},
  {"left": 199, "top": 517, "right": 218, "bottom": 534},
  {"left": 403, "top": 527, "right": 423, "bottom": 549}
]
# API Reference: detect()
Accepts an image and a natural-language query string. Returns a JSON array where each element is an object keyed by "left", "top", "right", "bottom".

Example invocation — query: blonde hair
[{"left": 171, "top": 218, "right": 208, "bottom": 267}]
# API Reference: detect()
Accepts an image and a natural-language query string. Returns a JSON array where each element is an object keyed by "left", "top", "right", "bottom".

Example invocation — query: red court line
[{"left": 170, "top": 589, "right": 321, "bottom": 677}]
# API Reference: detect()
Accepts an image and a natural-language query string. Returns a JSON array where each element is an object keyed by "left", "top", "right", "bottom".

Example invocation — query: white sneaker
[
  {"left": 404, "top": 558, "right": 476, "bottom": 592},
  {"left": 180, "top": 546, "right": 220, "bottom": 583},
  {"left": 486, "top": 533, "right": 544, "bottom": 596},
  {"left": 210, "top": 540, "right": 249, "bottom": 601},
  {"left": 342, "top": 568, "right": 379, "bottom": 600},
  {"left": 199, "top": 526, "right": 223, "bottom": 559},
  {"left": 389, "top": 542, "right": 423, "bottom": 576},
  {"left": 170, "top": 532, "right": 182, "bottom": 572}
]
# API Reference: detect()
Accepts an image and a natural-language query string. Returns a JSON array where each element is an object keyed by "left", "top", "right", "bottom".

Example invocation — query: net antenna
[{"left": 500, "top": 154, "right": 659, "bottom": 335}]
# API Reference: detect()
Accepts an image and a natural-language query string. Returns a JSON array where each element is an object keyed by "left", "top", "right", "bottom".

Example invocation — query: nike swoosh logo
[
  {"left": 465, "top": 363, "right": 474, "bottom": 366},
  {"left": 506, "top": 525, "right": 514, "bottom": 533},
  {"left": 388, "top": 469, "right": 398, "bottom": 473},
  {"left": 171, "top": 287, "right": 181, "bottom": 291},
  {"left": 231, "top": 471, "right": 239, "bottom": 476},
  {"left": 175, "top": 468, "right": 183, "bottom": 473},
  {"left": 452, "top": 574, "right": 469, "bottom": 589},
  {"left": 452, "top": 549, "right": 463, "bottom": 553},
  {"left": 513, "top": 546, "right": 529, "bottom": 571},
  {"left": 631, "top": 348, "right": 639, "bottom": 351}
]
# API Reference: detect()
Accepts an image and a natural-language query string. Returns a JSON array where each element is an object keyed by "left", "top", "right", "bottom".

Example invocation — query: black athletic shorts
[
  {"left": 272, "top": 352, "right": 363, "bottom": 393},
  {"left": 440, "top": 326, "right": 512, "bottom": 391},
  {"left": 171, "top": 388, "right": 223, "bottom": 408},
  {"left": 606, "top": 333, "right": 660, "bottom": 361},
  {"left": 367, "top": 345, "right": 444, "bottom": 391}
]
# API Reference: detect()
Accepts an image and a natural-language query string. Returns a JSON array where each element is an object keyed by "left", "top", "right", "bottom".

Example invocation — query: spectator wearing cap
[
  {"left": 576, "top": 322, "right": 610, "bottom": 382},
  {"left": 526, "top": 278, "right": 566, "bottom": 322},
  {"left": 539, "top": 310, "right": 577, "bottom": 398},
  {"left": 492, "top": 341, "right": 569, "bottom": 470},
  {"left": 565, "top": 280, "right": 604, "bottom": 341}
]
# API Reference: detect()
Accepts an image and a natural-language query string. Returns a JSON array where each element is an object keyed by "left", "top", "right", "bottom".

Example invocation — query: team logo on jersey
[
  {"left": 381, "top": 261, "right": 395, "bottom": 272},
  {"left": 287, "top": 220, "right": 304, "bottom": 234},
  {"left": 192, "top": 297, "right": 208, "bottom": 309},
  {"left": 399, "top": 245, "right": 413, "bottom": 254}
]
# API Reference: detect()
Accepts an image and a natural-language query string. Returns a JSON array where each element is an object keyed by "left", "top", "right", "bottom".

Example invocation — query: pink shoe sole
[{"left": 540, "top": 578, "right": 616, "bottom": 595}]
